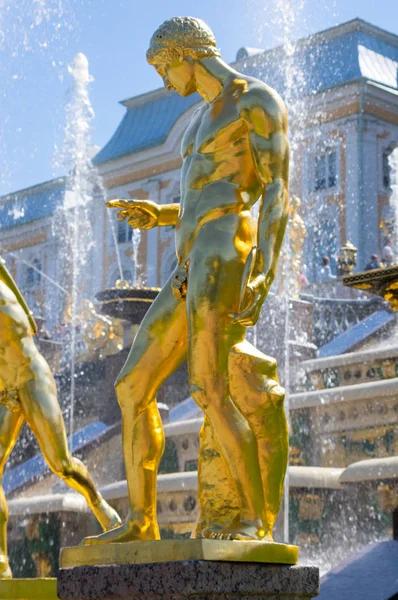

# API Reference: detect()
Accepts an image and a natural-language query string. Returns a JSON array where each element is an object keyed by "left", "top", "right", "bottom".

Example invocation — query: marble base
[
  {"left": 0, "top": 578, "right": 57, "bottom": 599},
  {"left": 57, "top": 561, "right": 319, "bottom": 600}
]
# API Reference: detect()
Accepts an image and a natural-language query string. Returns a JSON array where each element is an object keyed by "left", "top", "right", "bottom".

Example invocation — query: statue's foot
[
  {"left": 204, "top": 520, "right": 273, "bottom": 541},
  {"left": 0, "top": 556, "right": 12, "bottom": 579},
  {"left": 94, "top": 498, "right": 122, "bottom": 532},
  {"left": 82, "top": 518, "right": 159, "bottom": 545}
]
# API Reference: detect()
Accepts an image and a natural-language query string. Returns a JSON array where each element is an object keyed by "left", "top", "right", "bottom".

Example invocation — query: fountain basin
[{"left": 96, "top": 286, "right": 160, "bottom": 324}]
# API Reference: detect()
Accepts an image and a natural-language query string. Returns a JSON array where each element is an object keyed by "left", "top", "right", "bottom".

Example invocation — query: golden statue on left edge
[{"left": 0, "top": 257, "right": 121, "bottom": 578}]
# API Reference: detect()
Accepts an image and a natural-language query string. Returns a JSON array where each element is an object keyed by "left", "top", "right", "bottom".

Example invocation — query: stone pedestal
[{"left": 58, "top": 561, "right": 319, "bottom": 600}]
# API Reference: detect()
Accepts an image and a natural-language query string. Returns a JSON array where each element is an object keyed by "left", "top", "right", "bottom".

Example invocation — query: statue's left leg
[
  {"left": 194, "top": 342, "right": 288, "bottom": 540},
  {"left": 18, "top": 354, "right": 121, "bottom": 533},
  {"left": 0, "top": 405, "right": 24, "bottom": 578},
  {"left": 228, "top": 341, "right": 288, "bottom": 537}
]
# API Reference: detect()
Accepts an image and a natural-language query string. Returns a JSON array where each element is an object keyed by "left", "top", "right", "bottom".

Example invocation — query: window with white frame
[
  {"left": 314, "top": 148, "right": 337, "bottom": 191},
  {"left": 117, "top": 219, "right": 133, "bottom": 244}
]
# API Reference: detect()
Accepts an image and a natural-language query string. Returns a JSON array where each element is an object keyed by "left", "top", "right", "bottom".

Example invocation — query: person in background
[
  {"left": 319, "top": 256, "right": 336, "bottom": 282},
  {"left": 382, "top": 240, "right": 395, "bottom": 267},
  {"left": 366, "top": 254, "right": 383, "bottom": 271},
  {"left": 298, "top": 271, "right": 309, "bottom": 291}
]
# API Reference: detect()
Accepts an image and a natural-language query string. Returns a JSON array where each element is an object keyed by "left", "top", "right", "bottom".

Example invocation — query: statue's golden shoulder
[{"left": 237, "top": 78, "right": 287, "bottom": 133}]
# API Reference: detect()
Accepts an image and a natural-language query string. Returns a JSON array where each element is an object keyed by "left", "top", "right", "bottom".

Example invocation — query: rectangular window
[
  {"left": 117, "top": 220, "right": 126, "bottom": 244},
  {"left": 315, "top": 155, "right": 326, "bottom": 190},
  {"left": 117, "top": 220, "right": 133, "bottom": 244},
  {"left": 315, "top": 149, "right": 337, "bottom": 191},
  {"left": 328, "top": 151, "right": 337, "bottom": 187},
  {"left": 383, "top": 150, "right": 391, "bottom": 190}
]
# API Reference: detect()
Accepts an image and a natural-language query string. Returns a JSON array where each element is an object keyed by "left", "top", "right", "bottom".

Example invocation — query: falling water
[
  {"left": 108, "top": 208, "right": 124, "bottom": 283},
  {"left": 132, "top": 229, "right": 142, "bottom": 286},
  {"left": 58, "top": 53, "right": 126, "bottom": 449},
  {"left": 61, "top": 52, "right": 95, "bottom": 451},
  {"left": 264, "top": 0, "right": 308, "bottom": 545}
]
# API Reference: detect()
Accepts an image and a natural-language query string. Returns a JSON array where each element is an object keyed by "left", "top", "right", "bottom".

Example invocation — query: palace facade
[{"left": 0, "top": 18, "right": 397, "bottom": 331}]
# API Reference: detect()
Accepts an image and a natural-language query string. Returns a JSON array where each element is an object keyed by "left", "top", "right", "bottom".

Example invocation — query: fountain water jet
[{"left": 57, "top": 52, "right": 123, "bottom": 451}]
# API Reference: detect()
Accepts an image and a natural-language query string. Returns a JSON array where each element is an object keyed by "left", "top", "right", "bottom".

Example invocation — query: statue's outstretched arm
[{"left": 106, "top": 199, "right": 179, "bottom": 229}]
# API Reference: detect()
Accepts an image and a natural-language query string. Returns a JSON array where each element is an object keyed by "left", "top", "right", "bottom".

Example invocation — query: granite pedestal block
[{"left": 57, "top": 561, "right": 320, "bottom": 600}]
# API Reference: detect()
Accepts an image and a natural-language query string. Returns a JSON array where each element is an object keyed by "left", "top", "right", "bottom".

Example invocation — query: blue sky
[{"left": 0, "top": 0, "right": 397, "bottom": 196}]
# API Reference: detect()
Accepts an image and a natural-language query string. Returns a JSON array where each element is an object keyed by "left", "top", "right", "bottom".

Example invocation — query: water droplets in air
[
  {"left": 388, "top": 147, "right": 398, "bottom": 260},
  {"left": 55, "top": 51, "right": 103, "bottom": 450}
]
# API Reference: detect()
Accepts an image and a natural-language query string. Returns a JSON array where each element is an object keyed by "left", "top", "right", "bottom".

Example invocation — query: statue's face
[{"left": 157, "top": 57, "right": 196, "bottom": 97}]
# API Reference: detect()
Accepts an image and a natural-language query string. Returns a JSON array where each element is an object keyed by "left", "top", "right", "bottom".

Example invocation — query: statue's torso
[{"left": 175, "top": 77, "right": 273, "bottom": 262}]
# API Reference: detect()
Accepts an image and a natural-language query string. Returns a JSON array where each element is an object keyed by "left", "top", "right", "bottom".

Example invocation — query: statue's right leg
[
  {"left": 0, "top": 405, "right": 24, "bottom": 578},
  {"left": 83, "top": 278, "right": 188, "bottom": 544}
]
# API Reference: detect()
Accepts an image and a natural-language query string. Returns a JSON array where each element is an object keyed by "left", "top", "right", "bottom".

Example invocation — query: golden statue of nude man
[
  {"left": 86, "top": 16, "right": 289, "bottom": 545},
  {"left": 0, "top": 258, "right": 121, "bottom": 578}
]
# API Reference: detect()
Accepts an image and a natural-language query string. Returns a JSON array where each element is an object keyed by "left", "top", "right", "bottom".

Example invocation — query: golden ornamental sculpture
[
  {"left": 64, "top": 299, "right": 124, "bottom": 362},
  {"left": 0, "top": 257, "right": 121, "bottom": 579},
  {"left": 278, "top": 195, "right": 307, "bottom": 298},
  {"left": 67, "top": 15, "right": 297, "bottom": 565}
]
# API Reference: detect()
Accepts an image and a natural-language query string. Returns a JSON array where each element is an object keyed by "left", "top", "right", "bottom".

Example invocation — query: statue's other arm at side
[
  {"left": 106, "top": 199, "right": 179, "bottom": 229},
  {"left": 232, "top": 88, "right": 289, "bottom": 327}
]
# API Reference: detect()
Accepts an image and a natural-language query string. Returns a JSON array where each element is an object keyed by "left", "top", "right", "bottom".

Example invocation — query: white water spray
[{"left": 58, "top": 52, "right": 122, "bottom": 451}]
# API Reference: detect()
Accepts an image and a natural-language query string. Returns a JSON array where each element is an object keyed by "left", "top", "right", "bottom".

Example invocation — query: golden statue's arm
[
  {"left": 106, "top": 199, "right": 179, "bottom": 229},
  {"left": 233, "top": 99, "right": 289, "bottom": 326}
]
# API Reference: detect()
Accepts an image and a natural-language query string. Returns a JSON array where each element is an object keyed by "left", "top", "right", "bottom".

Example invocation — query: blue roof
[
  {"left": 94, "top": 92, "right": 200, "bottom": 165},
  {"left": 0, "top": 178, "right": 65, "bottom": 231},
  {"left": 94, "top": 20, "right": 398, "bottom": 165},
  {"left": 240, "top": 29, "right": 398, "bottom": 99},
  {"left": 318, "top": 309, "right": 394, "bottom": 358},
  {"left": 3, "top": 420, "right": 111, "bottom": 494}
]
